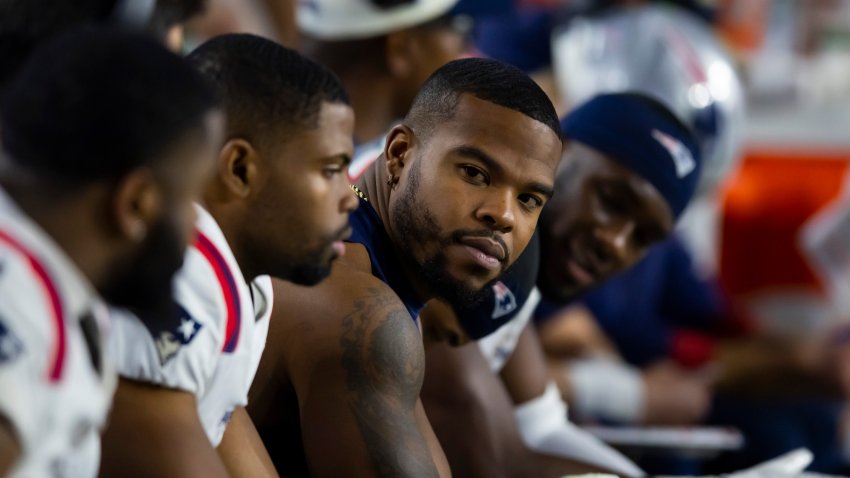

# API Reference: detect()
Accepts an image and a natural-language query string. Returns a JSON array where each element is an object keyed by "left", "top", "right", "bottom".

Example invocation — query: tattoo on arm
[{"left": 339, "top": 288, "right": 438, "bottom": 477}]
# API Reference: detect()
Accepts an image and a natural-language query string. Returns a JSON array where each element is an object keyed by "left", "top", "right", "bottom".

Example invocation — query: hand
[{"left": 641, "top": 360, "right": 712, "bottom": 426}]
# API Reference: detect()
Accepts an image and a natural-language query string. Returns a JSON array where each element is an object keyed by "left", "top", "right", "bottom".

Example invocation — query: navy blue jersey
[
  {"left": 347, "top": 197, "right": 424, "bottom": 320},
  {"left": 450, "top": 232, "right": 541, "bottom": 339}
]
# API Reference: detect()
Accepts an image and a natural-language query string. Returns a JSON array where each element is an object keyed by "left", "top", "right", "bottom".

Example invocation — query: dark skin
[
  {"left": 322, "top": 21, "right": 469, "bottom": 143},
  {"left": 420, "top": 140, "right": 675, "bottom": 477},
  {"left": 249, "top": 94, "right": 562, "bottom": 477},
  {"left": 0, "top": 415, "right": 19, "bottom": 476},
  {"left": 538, "top": 142, "right": 674, "bottom": 302},
  {"left": 100, "top": 102, "right": 357, "bottom": 478},
  {"left": 422, "top": 335, "right": 614, "bottom": 478},
  {"left": 0, "top": 111, "right": 223, "bottom": 475}
]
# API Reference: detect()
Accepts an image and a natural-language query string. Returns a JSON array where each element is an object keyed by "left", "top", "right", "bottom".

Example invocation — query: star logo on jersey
[
  {"left": 155, "top": 306, "right": 202, "bottom": 365},
  {"left": 491, "top": 281, "right": 517, "bottom": 319},
  {"left": 220, "top": 410, "right": 234, "bottom": 427},
  {"left": 652, "top": 129, "right": 696, "bottom": 179},
  {"left": 0, "top": 316, "right": 24, "bottom": 364}
]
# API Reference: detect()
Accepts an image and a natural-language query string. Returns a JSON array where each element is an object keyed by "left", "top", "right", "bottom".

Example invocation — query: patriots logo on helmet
[
  {"left": 0, "top": 316, "right": 24, "bottom": 363},
  {"left": 155, "top": 305, "right": 203, "bottom": 365},
  {"left": 491, "top": 281, "right": 517, "bottom": 319}
]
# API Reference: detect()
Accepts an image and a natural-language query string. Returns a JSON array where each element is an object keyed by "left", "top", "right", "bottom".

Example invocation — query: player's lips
[
  {"left": 458, "top": 236, "right": 506, "bottom": 271},
  {"left": 563, "top": 241, "right": 599, "bottom": 287}
]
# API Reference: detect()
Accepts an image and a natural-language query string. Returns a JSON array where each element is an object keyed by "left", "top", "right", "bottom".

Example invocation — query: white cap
[{"left": 297, "top": 0, "right": 460, "bottom": 40}]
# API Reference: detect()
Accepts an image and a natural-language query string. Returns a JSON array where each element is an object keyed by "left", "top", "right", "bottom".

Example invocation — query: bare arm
[
  {"left": 271, "top": 269, "right": 449, "bottom": 478},
  {"left": 99, "top": 379, "right": 230, "bottom": 478},
  {"left": 0, "top": 416, "right": 20, "bottom": 476},
  {"left": 422, "top": 322, "right": 605, "bottom": 478},
  {"left": 499, "top": 324, "right": 552, "bottom": 404},
  {"left": 217, "top": 406, "right": 278, "bottom": 478}
]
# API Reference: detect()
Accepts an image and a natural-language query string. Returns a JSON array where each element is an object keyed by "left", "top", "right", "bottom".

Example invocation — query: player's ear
[
  {"left": 111, "top": 167, "right": 161, "bottom": 243},
  {"left": 384, "top": 124, "right": 413, "bottom": 184},
  {"left": 216, "top": 138, "right": 260, "bottom": 199}
]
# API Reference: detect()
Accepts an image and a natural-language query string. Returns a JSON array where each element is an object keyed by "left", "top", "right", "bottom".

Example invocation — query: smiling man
[{"left": 248, "top": 57, "right": 563, "bottom": 477}]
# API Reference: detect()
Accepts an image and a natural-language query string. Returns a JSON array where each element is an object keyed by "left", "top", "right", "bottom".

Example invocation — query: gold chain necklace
[{"left": 350, "top": 184, "right": 368, "bottom": 202}]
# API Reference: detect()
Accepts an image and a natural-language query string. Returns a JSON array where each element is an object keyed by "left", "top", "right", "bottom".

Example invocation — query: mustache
[
  {"left": 335, "top": 223, "right": 353, "bottom": 242},
  {"left": 448, "top": 229, "right": 510, "bottom": 264}
]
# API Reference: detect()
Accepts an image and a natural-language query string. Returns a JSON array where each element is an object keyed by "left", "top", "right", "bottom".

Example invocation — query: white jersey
[
  {"left": 0, "top": 188, "right": 116, "bottom": 478},
  {"left": 477, "top": 287, "right": 541, "bottom": 372},
  {"left": 109, "top": 205, "right": 272, "bottom": 446}
]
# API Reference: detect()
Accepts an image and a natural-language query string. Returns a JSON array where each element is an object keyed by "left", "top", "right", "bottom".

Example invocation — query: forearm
[
  {"left": 100, "top": 379, "right": 231, "bottom": 478},
  {"left": 0, "top": 418, "right": 20, "bottom": 476},
  {"left": 217, "top": 407, "right": 278, "bottom": 478},
  {"left": 515, "top": 382, "right": 645, "bottom": 477}
]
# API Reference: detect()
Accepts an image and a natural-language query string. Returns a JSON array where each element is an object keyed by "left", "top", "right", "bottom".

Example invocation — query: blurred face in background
[
  {"left": 538, "top": 142, "right": 674, "bottom": 302},
  {"left": 392, "top": 14, "right": 474, "bottom": 111}
]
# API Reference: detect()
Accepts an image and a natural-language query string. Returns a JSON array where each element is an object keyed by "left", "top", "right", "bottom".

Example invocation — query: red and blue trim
[
  {"left": 194, "top": 232, "right": 241, "bottom": 353},
  {"left": 0, "top": 229, "right": 66, "bottom": 381}
]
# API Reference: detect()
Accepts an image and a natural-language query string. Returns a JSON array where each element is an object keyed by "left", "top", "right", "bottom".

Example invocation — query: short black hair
[
  {"left": 1, "top": 27, "right": 217, "bottom": 182},
  {"left": 186, "top": 33, "right": 350, "bottom": 148},
  {"left": 405, "top": 57, "right": 561, "bottom": 139}
]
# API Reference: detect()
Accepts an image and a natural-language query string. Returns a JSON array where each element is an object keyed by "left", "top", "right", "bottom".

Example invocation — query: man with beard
[
  {"left": 0, "top": 29, "right": 221, "bottom": 477},
  {"left": 420, "top": 92, "right": 702, "bottom": 477},
  {"left": 248, "top": 57, "right": 564, "bottom": 477},
  {"left": 101, "top": 34, "right": 358, "bottom": 478}
]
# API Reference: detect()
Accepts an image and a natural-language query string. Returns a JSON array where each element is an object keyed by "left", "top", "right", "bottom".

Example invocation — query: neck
[
  {"left": 342, "top": 72, "right": 401, "bottom": 144},
  {"left": 357, "top": 158, "right": 435, "bottom": 303},
  {"left": 0, "top": 178, "right": 113, "bottom": 290},
  {"left": 201, "top": 194, "right": 259, "bottom": 283}
]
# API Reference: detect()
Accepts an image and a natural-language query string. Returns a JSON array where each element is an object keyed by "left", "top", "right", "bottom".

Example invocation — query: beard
[
  {"left": 284, "top": 223, "right": 350, "bottom": 286},
  {"left": 100, "top": 216, "right": 184, "bottom": 329},
  {"left": 390, "top": 161, "right": 501, "bottom": 309},
  {"left": 285, "top": 252, "right": 332, "bottom": 286}
]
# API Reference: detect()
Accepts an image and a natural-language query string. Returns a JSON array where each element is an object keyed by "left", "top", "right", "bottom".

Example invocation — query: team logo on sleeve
[
  {"left": 0, "top": 317, "right": 24, "bottom": 363},
  {"left": 491, "top": 281, "right": 517, "bottom": 319},
  {"left": 155, "top": 306, "right": 203, "bottom": 365}
]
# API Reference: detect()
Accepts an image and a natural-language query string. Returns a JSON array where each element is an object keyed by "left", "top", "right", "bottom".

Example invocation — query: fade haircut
[
  {"left": 405, "top": 57, "right": 561, "bottom": 140},
  {"left": 186, "top": 34, "right": 350, "bottom": 150},
  {"left": 1, "top": 27, "right": 217, "bottom": 183}
]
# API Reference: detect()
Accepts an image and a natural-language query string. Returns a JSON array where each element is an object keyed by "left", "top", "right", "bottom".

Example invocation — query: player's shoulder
[
  {"left": 276, "top": 244, "right": 405, "bottom": 320},
  {"left": 109, "top": 304, "right": 220, "bottom": 395},
  {"left": 269, "top": 248, "right": 414, "bottom": 363},
  {"left": 0, "top": 242, "right": 58, "bottom": 352}
]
